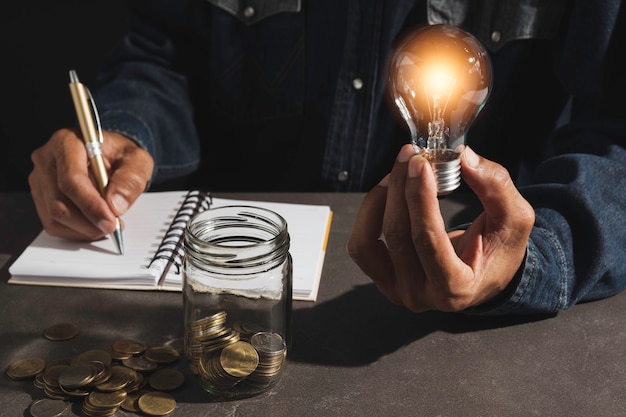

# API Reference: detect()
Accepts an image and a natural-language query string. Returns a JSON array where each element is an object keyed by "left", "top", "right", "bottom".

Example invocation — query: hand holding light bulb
[
  {"left": 388, "top": 24, "right": 492, "bottom": 196},
  {"left": 348, "top": 24, "right": 535, "bottom": 313}
]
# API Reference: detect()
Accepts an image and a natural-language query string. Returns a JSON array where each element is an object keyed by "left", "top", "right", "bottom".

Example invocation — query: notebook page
[
  {"left": 210, "top": 198, "right": 332, "bottom": 302},
  {"left": 8, "top": 191, "right": 189, "bottom": 287}
]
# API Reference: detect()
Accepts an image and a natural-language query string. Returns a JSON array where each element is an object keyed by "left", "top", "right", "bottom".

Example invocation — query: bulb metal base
[{"left": 429, "top": 151, "right": 461, "bottom": 197}]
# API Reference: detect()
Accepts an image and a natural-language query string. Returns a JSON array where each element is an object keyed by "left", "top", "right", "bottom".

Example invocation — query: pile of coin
[
  {"left": 199, "top": 340, "right": 260, "bottom": 389},
  {"left": 247, "top": 332, "right": 288, "bottom": 387},
  {"left": 185, "top": 310, "right": 239, "bottom": 370},
  {"left": 185, "top": 311, "right": 286, "bottom": 393},
  {"left": 6, "top": 324, "right": 183, "bottom": 417}
]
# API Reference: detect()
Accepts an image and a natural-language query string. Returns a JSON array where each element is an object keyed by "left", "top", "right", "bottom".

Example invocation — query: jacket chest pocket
[
  {"left": 429, "top": 0, "right": 569, "bottom": 52},
  {"left": 205, "top": 0, "right": 305, "bottom": 122}
]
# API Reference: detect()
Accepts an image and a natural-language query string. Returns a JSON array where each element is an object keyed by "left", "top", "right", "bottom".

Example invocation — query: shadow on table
[
  {"left": 290, "top": 283, "right": 555, "bottom": 367},
  {"left": 0, "top": 283, "right": 556, "bottom": 409}
]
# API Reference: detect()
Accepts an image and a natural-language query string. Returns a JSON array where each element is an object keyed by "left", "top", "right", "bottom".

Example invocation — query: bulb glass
[{"left": 388, "top": 24, "right": 492, "bottom": 195}]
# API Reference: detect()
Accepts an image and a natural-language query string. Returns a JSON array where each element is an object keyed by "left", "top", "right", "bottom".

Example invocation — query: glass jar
[{"left": 183, "top": 205, "right": 292, "bottom": 399}]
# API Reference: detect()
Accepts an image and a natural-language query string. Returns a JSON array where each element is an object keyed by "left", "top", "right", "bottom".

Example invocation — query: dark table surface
[{"left": 1, "top": 192, "right": 625, "bottom": 417}]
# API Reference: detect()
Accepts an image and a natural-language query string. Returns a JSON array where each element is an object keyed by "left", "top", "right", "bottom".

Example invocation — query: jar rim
[{"left": 185, "top": 205, "right": 290, "bottom": 264}]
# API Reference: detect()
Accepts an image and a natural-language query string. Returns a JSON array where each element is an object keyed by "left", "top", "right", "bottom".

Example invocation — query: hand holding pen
[
  {"left": 68, "top": 70, "right": 124, "bottom": 254},
  {"left": 28, "top": 72, "right": 154, "bottom": 246}
]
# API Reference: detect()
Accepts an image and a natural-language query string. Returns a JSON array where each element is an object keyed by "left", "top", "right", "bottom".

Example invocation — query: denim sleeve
[
  {"left": 466, "top": 0, "right": 626, "bottom": 315},
  {"left": 469, "top": 126, "right": 626, "bottom": 315},
  {"left": 92, "top": 1, "right": 201, "bottom": 184}
]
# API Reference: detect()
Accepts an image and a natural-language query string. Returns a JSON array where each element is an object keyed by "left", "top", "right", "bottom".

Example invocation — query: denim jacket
[{"left": 95, "top": 0, "right": 626, "bottom": 314}]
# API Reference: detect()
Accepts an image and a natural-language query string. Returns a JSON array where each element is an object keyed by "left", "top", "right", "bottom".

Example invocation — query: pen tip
[{"left": 111, "top": 227, "right": 124, "bottom": 255}]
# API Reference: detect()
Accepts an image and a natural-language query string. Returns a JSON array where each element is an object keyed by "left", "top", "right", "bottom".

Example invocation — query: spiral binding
[{"left": 147, "top": 190, "right": 212, "bottom": 280}]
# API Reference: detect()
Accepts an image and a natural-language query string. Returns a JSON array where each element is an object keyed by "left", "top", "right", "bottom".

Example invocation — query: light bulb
[{"left": 388, "top": 24, "right": 492, "bottom": 196}]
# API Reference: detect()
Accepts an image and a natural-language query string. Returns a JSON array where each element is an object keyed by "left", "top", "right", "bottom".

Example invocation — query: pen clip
[{"left": 85, "top": 86, "right": 104, "bottom": 144}]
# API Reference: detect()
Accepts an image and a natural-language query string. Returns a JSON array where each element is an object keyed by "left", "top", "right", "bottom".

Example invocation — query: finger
[
  {"left": 405, "top": 153, "right": 449, "bottom": 257},
  {"left": 103, "top": 133, "right": 154, "bottom": 217},
  {"left": 405, "top": 153, "right": 471, "bottom": 309},
  {"left": 380, "top": 145, "right": 430, "bottom": 307},
  {"left": 460, "top": 146, "right": 534, "bottom": 242},
  {"left": 382, "top": 145, "right": 416, "bottom": 255},
  {"left": 54, "top": 132, "right": 119, "bottom": 236},
  {"left": 29, "top": 130, "right": 110, "bottom": 240},
  {"left": 346, "top": 177, "right": 400, "bottom": 304}
]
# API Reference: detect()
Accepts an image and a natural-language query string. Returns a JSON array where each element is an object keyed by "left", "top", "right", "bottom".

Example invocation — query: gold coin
[
  {"left": 59, "top": 384, "right": 90, "bottom": 398},
  {"left": 104, "top": 344, "right": 132, "bottom": 360},
  {"left": 122, "top": 355, "right": 158, "bottom": 372},
  {"left": 57, "top": 363, "right": 94, "bottom": 388},
  {"left": 87, "top": 390, "right": 127, "bottom": 408},
  {"left": 42, "top": 365, "right": 69, "bottom": 388},
  {"left": 233, "top": 321, "right": 265, "bottom": 340},
  {"left": 144, "top": 346, "right": 180, "bottom": 364},
  {"left": 28, "top": 397, "right": 70, "bottom": 417},
  {"left": 6, "top": 357, "right": 46, "bottom": 380},
  {"left": 86, "top": 360, "right": 111, "bottom": 386},
  {"left": 71, "top": 349, "right": 112, "bottom": 367},
  {"left": 44, "top": 358, "right": 72, "bottom": 370},
  {"left": 124, "top": 370, "right": 146, "bottom": 393},
  {"left": 219, "top": 341, "right": 259, "bottom": 378},
  {"left": 137, "top": 391, "right": 176, "bottom": 416},
  {"left": 43, "top": 323, "right": 79, "bottom": 341},
  {"left": 43, "top": 385, "right": 70, "bottom": 401},
  {"left": 34, "top": 372, "right": 46, "bottom": 389},
  {"left": 95, "top": 365, "right": 136, "bottom": 392},
  {"left": 148, "top": 368, "right": 185, "bottom": 391},
  {"left": 121, "top": 389, "right": 148, "bottom": 413},
  {"left": 82, "top": 392, "right": 121, "bottom": 417},
  {"left": 190, "top": 311, "right": 227, "bottom": 332},
  {"left": 112, "top": 339, "right": 147, "bottom": 355}
]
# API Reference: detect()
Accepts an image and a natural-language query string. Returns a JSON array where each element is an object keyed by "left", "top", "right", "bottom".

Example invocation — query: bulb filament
[{"left": 424, "top": 75, "right": 455, "bottom": 161}]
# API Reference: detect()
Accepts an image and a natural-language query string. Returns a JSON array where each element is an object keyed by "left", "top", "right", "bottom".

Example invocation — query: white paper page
[
  {"left": 210, "top": 198, "right": 332, "bottom": 301},
  {"left": 8, "top": 191, "right": 189, "bottom": 286}
]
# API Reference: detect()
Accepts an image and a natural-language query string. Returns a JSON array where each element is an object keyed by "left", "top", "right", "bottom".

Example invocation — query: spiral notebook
[{"left": 7, "top": 191, "right": 332, "bottom": 301}]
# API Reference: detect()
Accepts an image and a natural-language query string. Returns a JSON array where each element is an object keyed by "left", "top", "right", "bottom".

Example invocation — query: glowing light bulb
[{"left": 388, "top": 24, "right": 492, "bottom": 196}]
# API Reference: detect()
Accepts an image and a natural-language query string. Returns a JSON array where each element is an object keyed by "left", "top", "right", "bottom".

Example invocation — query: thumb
[
  {"left": 103, "top": 132, "right": 154, "bottom": 217},
  {"left": 106, "top": 159, "right": 151, "bottom": 217},
  {"left": 109, "top": 190, "right": 131, "bottom": 217},
  {"left": 460, "top": 146, "right": 534, "bottom": 233}
]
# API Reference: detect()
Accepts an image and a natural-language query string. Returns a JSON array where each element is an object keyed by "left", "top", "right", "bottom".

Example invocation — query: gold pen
[{"left": 68, "top": 69, "right": 124, "bottom": 255}]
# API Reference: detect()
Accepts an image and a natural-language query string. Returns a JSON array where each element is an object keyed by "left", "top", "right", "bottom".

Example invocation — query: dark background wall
[{"left": 0, "top": 0, "right": 129, "bottom": 191}]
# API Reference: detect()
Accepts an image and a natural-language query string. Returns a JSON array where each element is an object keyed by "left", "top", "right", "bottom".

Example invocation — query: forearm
[{"left": 471, "top": 140, "right": 626, "bottom": 315}]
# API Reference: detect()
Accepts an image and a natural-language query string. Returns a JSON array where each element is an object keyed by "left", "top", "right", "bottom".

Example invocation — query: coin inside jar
[{"left": 219, "top": 341, "right": 259, "bottom": 378}]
